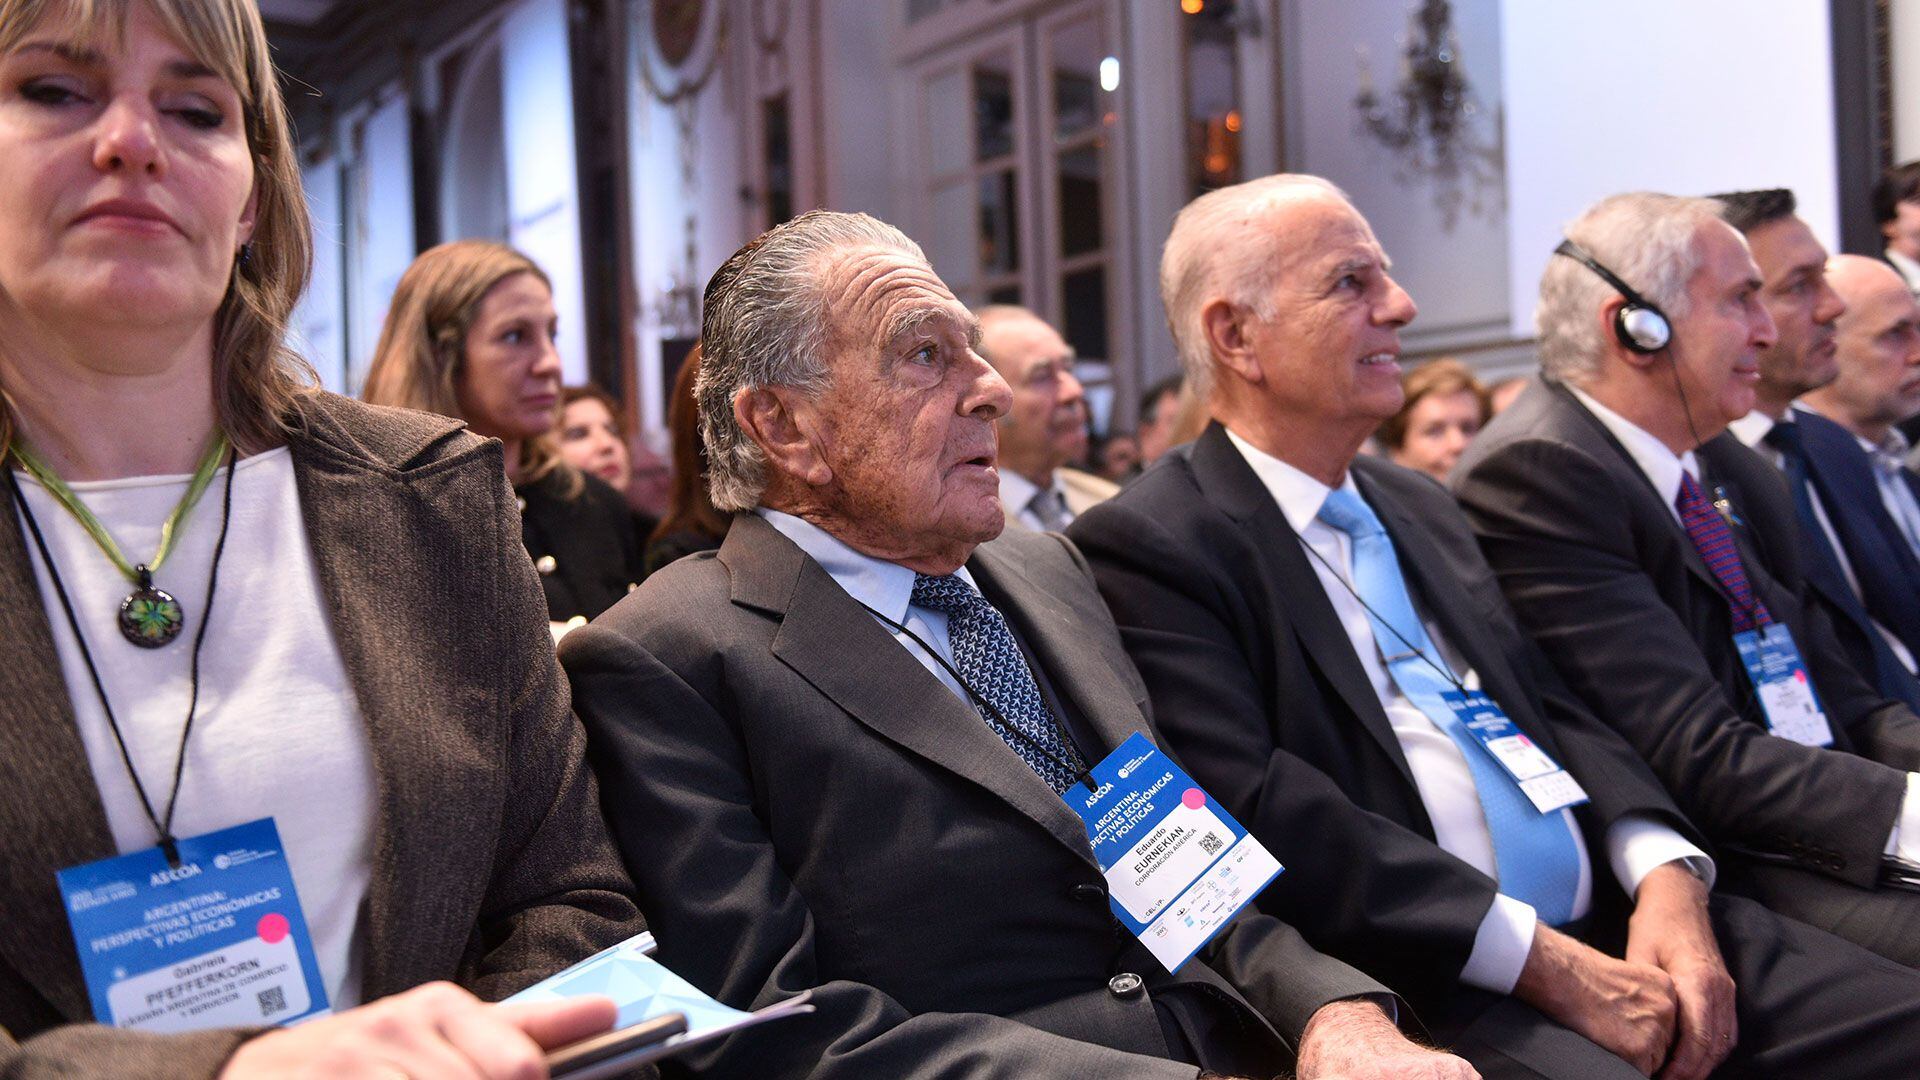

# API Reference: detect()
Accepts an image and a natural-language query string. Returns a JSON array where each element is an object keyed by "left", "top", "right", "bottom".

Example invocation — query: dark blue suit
[{"left": 1785, "top": 409, "right": 1920, "bottom": 709}]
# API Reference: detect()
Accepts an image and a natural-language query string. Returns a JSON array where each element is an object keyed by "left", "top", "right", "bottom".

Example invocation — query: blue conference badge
[
  {"left": 1440, "top": 689, "right": 1590, "bottom": 813},
  {"left": 1070, "top": 732, "right": 1282, "bottom": 972},
  {"left": 57, "top": 818, "right": 329, "bottom": 1032},
  {"left": 1735, "top": 623, "right": 1833, "bottom": 747}
]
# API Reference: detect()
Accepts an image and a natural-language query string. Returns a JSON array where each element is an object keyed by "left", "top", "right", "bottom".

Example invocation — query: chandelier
[{"left": 1353, "top": 0, "right": 1503, "bottom": 227}]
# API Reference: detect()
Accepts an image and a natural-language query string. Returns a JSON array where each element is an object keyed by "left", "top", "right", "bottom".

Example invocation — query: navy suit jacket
[{"left": 1792, "top": 410, "right": 1920, "bottom": 701}]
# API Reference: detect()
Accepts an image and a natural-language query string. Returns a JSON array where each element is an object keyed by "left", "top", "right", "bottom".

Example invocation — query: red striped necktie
[{"left": 1674, "top": 472, "right": 1771, "bottom": 633}]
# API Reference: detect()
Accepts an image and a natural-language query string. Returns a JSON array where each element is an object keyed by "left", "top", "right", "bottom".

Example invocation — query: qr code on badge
[
  {"left": 1197, "top": 832, "right": 1224, "bottom": 857},
  {"left": 257, "top": 986, "right": 287, "bottom": 1017}
]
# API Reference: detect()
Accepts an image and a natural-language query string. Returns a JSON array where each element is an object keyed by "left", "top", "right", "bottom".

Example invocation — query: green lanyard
[
  {"left": 9, "top": 435, "right": 228, "bottom": 581},
  {"left": 9, "top": 434, "right": 230, "bottom": 648}
]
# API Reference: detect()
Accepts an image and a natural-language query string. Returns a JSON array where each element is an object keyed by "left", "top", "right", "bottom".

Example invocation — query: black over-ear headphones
[{"left": 1552, "top": 239, "right": 1672, "bottom": 354}]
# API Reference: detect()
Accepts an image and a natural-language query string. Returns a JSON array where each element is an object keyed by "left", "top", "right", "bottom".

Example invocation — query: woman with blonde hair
[
  {"left": 1376, "top": 357, "right": 1491, "bottom": 483},
  {"left": 363, "top": 241, "right": 643, "bottom": 625},
  {"left": 0, "top": 0, "right": 638, "bottom": 1074}
]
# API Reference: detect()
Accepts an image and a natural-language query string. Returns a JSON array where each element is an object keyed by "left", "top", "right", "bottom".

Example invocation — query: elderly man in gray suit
[{"left": 563, "top": 210, "right": 1476, "bottom": 1080}]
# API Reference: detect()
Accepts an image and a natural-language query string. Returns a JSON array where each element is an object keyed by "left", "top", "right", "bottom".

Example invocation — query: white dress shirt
[
  {"left": 1888, "top": 248, "right": 1920, "bottom": 296},
  {"left": 998, "top": 469, "right": 1072, "bottom": 532},
  {"left": 1224, "top": 428, "right": 1709, "bottom": 994},
  {"left": 1864, "top": 428, "right": 1920, "bottom": 563},
  {"left": 1568, "top": 389, "right": 1920, "bottom": 868}
]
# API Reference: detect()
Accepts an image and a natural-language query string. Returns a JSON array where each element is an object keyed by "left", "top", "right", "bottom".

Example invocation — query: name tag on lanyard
[
  {"left": 56, "top": 818, "right": 330, "bottom": 1032},
  {"left": 1735, "top": 623, "right": 1834, "bottom": 747},
  {"left": 1440, "top": 690, "right": 1590, "bottom": 814},
  {"left": 1068, "top": 732, "right": 1282, "bottom": 973}
]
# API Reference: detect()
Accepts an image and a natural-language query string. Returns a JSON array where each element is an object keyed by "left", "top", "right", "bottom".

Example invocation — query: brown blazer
[{"left": 0, "top": 393, "right": 644, "bottom": 1078}]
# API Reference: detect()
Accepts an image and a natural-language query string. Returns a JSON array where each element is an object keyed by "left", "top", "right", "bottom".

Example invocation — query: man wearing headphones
[{"left": 1454, "top": 192, "right": 1920, "bottom": 969}]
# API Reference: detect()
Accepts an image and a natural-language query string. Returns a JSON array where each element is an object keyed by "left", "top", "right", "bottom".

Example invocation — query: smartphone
[{"left": 546, "top": 1011, "right": 689, "bottom": 1080}]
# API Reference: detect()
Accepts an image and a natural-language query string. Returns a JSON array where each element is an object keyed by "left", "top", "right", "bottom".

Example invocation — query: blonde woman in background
[
  {"left": 1376, "top": 358, "right": 1490, "bottom": 483},
  {"left": 362, "top": 241, "right": 645, "bottom": 625}
]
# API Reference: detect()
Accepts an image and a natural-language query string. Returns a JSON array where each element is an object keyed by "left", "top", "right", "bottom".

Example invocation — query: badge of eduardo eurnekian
[{"left": 1070, "top": 733, "right": 1283, "bottom": 972}]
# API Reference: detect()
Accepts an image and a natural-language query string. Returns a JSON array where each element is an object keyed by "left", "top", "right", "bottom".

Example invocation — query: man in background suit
[
  {"left": 1803, "top": 255, "right": 1920, "bottom": 570},
  {"left": 564, "top": 210, "right": 1474, "bottom": 1080},
  {"left": 1073, "top": 174, "right": 1920, "bottom": 1080},
  {"left": 1455, "top": 191, "right": 1920, "bottom": 969},
  {"left": 1710, "top": 189, "right": 1920, "bottom": 710},
  {"left": 976, "top": 305, "right": 1119, "bottom": 531}
]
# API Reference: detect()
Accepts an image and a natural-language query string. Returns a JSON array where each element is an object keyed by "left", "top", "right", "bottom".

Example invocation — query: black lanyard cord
[
  {"left": 7, "top": 447, "right": 238, "bottom": 867},
  {"left": 854, "top": 597, "right": 1094, "bottom": 790},
  {"left": 1293, "top": 529, "right": 1468, "bottom": 695}
]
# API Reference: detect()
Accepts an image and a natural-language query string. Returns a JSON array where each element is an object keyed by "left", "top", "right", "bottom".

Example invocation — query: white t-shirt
[{"left": 13, "top": 447, "right": 375, "bottom": 1012}]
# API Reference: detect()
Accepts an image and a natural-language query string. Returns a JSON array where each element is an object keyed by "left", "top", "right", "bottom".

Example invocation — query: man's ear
[
  {"left": 1201, "top": 298, "right": 1262, "bottom": 386},
  {"left": 736, "top": 385, "right": 832, "bottom": 487}
]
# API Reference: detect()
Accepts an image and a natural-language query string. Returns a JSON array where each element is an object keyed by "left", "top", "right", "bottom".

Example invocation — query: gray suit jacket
[
  {"left": 0, "top": 393, "right": 644, "bottom": 1078},
  {"left": 565, "top": 512, "right": 1396, "bottom": 1080}
]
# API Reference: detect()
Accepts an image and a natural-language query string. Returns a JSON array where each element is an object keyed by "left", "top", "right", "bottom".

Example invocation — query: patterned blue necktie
[
  {"left": 1317, "top": 488, "right": 1582, "bottom": 925},
  {"left": 910, "top": 573, "right": 1081, "bottom": 793}
]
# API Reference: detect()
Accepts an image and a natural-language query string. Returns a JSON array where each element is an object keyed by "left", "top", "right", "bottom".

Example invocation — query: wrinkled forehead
[
  {"left": 1267, "top": 192, "right": 1388, "bottom": 279},
  {"left": 817, "top": 244, "right": 975, "bottom": 351}
]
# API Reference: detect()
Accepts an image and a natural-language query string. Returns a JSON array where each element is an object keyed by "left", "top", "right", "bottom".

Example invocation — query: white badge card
[
  {"left": 1735, "top": 623, "right": 1834, "bottom": 747},
  {"left": 1070, "top": 733, "right": 1282, "bottom": 973},
  {"left": 56, "top": 818, "right": 329, "bottom": 1033},
  {"left": 1440, "top": 690, "right": 1590, "bottom": 814}
]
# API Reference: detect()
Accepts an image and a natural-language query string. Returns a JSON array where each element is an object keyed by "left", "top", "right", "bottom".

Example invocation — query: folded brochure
[{"left": 508, "top": 932, "right": 812, "bottom": 1066}]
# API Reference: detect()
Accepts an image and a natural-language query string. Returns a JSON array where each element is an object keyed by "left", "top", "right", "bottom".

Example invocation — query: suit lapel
[
  {"left": 726, "top": 517, "right": 1100, "bottom": 867},
  {"left": 1188, "top": 427, "right": 1419, "bottom": 792},
  {"left": 0, "top": 481, "right": 118, "bottom": 1020},
  {"left": 1548, "top": 382, "right": 1731, "bottom": 603},
  {"left": 969, "top": 541, "right": 1152, "bottom": 760}
]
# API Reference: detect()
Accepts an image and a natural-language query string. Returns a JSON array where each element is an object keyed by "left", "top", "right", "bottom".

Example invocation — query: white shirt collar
[
  {"left": 1565, "top": 384, "right": 1699, "bottom": 507},
  {"left": 996, "top": 468, "right": 1049, "bottom": 517},
  {"left": 1726, "top": 409, "right": 1781, "bottom": 450},
  {"left": 758, "top": 507, "right": 978, "bottom": 624},
  {"left": 1222, "top": 426, "right": 1363, "bottom": 532},
  {"left": 1888, "top": 248, "right": 1920, "bottom": 290}
]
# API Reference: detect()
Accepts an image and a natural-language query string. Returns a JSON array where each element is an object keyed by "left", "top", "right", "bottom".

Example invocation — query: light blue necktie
[{"left": 1318, "top": 488, "right": 1582, "bottom": 925}]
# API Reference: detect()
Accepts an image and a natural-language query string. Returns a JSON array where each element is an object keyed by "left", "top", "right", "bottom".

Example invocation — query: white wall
[
  {"left": 1285, "top": 0, "right": 1510, "bottom": 354},
  {"left": 343, "top": 92, "right": 414, "bottom": 391},
  {"left": 501, "top": 0, "right": 590, "bottom": 386},
  {"left": 1501, "top": 1, "right": 1839, "bottom": 338},
  {"left": 626, "top": 14, "right": 749, "bottom": 435},
  {"left": 1892, "top": 0, "right": 1920, "bottom": 162},
  {"left": 293, "top": 157, "right": 348, "bottom": 392}
]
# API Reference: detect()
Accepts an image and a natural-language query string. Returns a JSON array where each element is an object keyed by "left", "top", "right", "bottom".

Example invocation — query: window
[{"left": 908, "top": 0, "right": 1128, "bottom": 377}]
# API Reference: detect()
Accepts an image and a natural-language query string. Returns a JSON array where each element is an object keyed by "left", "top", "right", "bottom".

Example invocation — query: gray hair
[
  {"left": 697, "top": 209, "right": 928, "bottom": 512},
  {"left": 1535, "top": 192, "right": 1730, "bottom": 386},
  {"left": 1159, "top": 174, "right": 1349, "bottom": 397}
]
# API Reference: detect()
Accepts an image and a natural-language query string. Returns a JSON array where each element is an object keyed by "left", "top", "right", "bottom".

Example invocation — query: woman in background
[
  {"left": 0, "top": 0, "right": 637, "bottom": 1073},
  {"left": 362, "top": 241, "right": 644, "bottom": 625},
  {"left": 645, "top": 347, "right": 728, "bottom": 574},
  {"left": 559, "top": 383, "right": 661, "bottom": 545},
  {"left": 1376, "top": 357, "right": 1490, "bottom": 484}
]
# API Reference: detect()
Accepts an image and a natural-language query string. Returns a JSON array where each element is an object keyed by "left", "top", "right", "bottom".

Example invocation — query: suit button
[
  {"left": 535, "top": 555, "right": 558, "bottom": 575},
  {"left": 1071, "top": 883, "right": 1107, "bottom": 903},
  {"left": 1108, "top": 972, "right": 1144, "bottom": 998}
]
